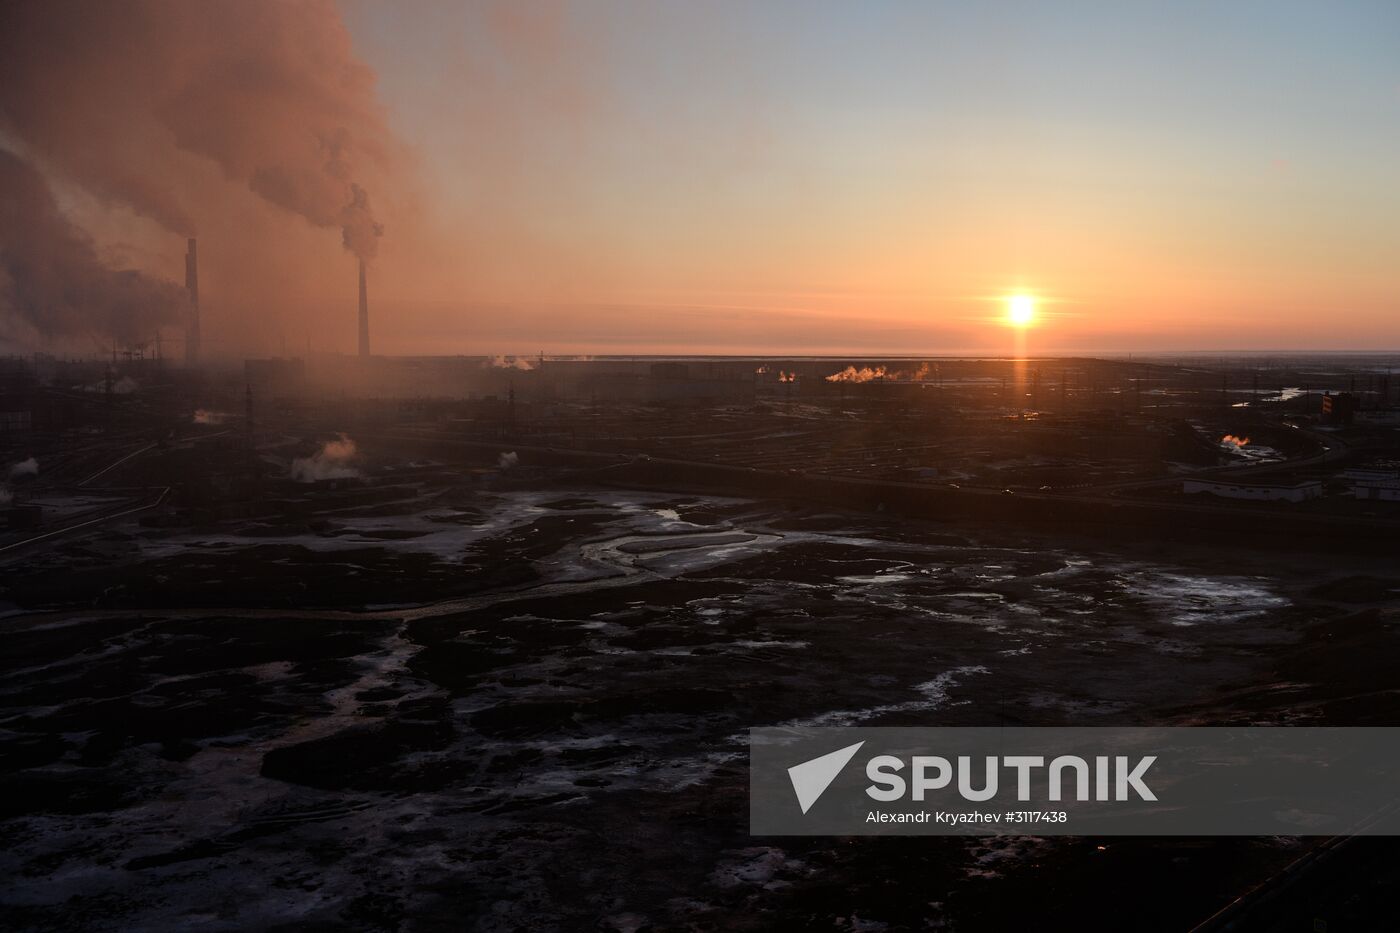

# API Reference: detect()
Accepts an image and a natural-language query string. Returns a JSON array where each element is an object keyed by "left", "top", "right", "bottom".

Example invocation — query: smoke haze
[
  {"left": 0, "top": 0, "right": 391, "bottom": 258},
  {"left": 0, "top": 149, "right": 186, "bottom": 345},
  {"left": 3, "top": 2, "right": 1396, "bottom": 356},
  {"left": 291, "top": 434, "right": 361, "bottom": 483},
  {"left": 9, "top": 457, "right": 39, "bottom": 479},
  {"left": 0, "top": 0, "right": 400, "bottom": 350}
]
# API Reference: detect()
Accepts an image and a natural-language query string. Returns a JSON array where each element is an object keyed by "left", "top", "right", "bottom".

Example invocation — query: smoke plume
[
  {"left": 0, "top": 149, "right": 186, "bottom": 344},
  {"left": 825, "top": 365, "right": 886, "bottom": 383},
  {"left": 9, "top": 457, "right": 39, "bottom": 480},
  {"left": 485, "top": 355, "right": 535, "bottom": 371},
  {"left": 291, "top": 433, "right": 360, "bottom": 482},
  {"left": 0, "top": 0, "right": 392, "bottom": 262},
  {"left": 824, "top": 363, "right": 931, "bottom": 384}
]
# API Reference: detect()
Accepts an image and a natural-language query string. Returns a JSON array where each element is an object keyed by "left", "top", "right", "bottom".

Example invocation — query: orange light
[{"left": 1006, "top": 294, "right": 1036, "bottom": 326}]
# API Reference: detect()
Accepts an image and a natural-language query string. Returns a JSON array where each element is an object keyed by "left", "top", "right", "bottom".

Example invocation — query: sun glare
[{"left": 1006, "top": 294, "right": 1036, "bottom": 327}]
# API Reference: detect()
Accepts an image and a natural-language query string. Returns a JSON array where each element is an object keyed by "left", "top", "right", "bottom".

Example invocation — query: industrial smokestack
[
  {"left": 184, "top": 237, "right": 199, "bottom": 364},
  {"left": 357, "top": 258, "right": 369, "bottom": 358}
]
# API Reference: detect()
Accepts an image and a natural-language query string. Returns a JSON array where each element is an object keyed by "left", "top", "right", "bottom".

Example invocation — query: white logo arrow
[{"left": 788, "top": 741, "right": 865, "bottom": 814}]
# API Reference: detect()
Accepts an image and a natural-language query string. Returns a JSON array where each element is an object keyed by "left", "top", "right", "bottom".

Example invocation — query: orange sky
[{"left": 11, "top": 1, "right": 1399, "bottom": 357}]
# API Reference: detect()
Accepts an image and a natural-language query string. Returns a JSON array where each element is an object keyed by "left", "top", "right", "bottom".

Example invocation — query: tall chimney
[
  {"left": 184, "top": 237, "right": 200, "bottom": 364},
  {"left": 357, "top": 259, "right": 369, "bottom": 358}
]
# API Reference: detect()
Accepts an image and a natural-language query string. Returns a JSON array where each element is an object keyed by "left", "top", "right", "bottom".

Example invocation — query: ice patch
[{"left": 784, "top": 665, "right": 990, "bottom": 727}]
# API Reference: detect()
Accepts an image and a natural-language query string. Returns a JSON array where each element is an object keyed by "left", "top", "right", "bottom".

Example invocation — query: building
[
  {"left": 1321, "top": 391, "right": 1357, "bottom": 425},
  {"left": 1352, "top": 479, "right": 1400, "bottom": 502},
  {"left": 541, "top": 360, "right": 755, "bottom": 406},
  {"left": 1183, "top": 479, "right": 1323, "bottom": 503},
  {"left": 0, "top": 360, "right": 35, "bottom": 434},
  {"left": 1343, "top": 468, "right": 1400, "bottom": 502}
]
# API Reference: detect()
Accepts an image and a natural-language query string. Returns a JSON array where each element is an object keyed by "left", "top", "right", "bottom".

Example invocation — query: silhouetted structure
[
  {"left": 184, "top": 238, "right": 200, "bottom": 364},
  {"left": 358, "top": 259, "right": 370, "bottom": 358},
  {"left": 1322, "top": 391, "right": 1357, "bottom": 425}
]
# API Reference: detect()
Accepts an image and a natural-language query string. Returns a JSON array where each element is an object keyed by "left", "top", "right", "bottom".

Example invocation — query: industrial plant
[
  {"left": 6, "top": 1, "right": 1400, "bottom": 931},
  {"left": 2, "top": 203, "right": 1400, "bottom": 932},
  {"left": 5, "top": 324, "right": 1400, "bottom": 929}
]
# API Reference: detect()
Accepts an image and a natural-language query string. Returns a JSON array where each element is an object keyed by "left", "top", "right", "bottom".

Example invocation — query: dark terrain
[{"left": 4, "top": 466, "right": 1400, "bottom": 931}]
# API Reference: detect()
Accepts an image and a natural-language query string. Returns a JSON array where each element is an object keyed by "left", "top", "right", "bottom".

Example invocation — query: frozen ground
[{"left": 1, "top": 483, "right": 1397, "bottom": 930}]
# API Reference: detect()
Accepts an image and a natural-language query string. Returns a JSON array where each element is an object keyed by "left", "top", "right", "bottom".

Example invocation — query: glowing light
[{"left": 1006, "top": 294, "right": 1036, "bottom": 327}]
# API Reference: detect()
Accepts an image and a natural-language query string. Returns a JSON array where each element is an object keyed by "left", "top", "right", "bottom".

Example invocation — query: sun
[{"left": 1006, "top": 294, "right": 1036, "bottom": 327}]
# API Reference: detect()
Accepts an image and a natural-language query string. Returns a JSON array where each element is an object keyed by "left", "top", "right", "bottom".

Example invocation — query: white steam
[
  {"left": 485, "top": 356, "right": 535, "bottom": 371},
  {"left": 9, "top": 456, "right": 38, "bottom": 479},
  {"left": 291, "top": 434, "right": 360, "bottom": 483},
  {"left": 824, "top": 362, "right": 930, "bottom": 384}
]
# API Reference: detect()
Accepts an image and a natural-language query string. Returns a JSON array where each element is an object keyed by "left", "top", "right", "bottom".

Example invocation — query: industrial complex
[{"left": 6, "top": 1, "right": 1400, "bottom": 927}]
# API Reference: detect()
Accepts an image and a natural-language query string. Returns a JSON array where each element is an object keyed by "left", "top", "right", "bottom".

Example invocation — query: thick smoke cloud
[
  {"left": 0, "top": 0, "right": 390, "bottom": 260},
  {"left": 0, "top": 149, "right": 186, "bottom": 344}
]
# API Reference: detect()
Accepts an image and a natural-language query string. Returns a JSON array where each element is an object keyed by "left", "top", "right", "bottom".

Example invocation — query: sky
[{"left": 6, "top": 1, "right": 1400, "bottom": 356}]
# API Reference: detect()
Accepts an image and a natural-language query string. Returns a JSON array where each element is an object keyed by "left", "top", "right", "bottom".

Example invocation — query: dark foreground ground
[{"left": 3, "top": 468, "right": 1400, "bottom": 931}]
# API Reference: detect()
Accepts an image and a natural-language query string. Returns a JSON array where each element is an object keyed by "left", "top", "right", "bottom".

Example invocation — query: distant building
[
  {"left": 1183, "top": 479, "right": 1323, "bottom": 503},
  {"left": 1340, "top": 466, "right": 1400, "bottom": 483},
  {"left": 547, "top": 360, "right": 755, "bottom": 406},
  {"left": 1321, "top": 391, "right": 1357, "bottom": 425},
  {"left": 1343, "top": 468, "right": 1400, "bottom": 502},
  {"left": 1353, "top": 480, "right": 1400, "bottom": 502},
  {"left": 0, "top": 361, "right": 35, "bottom": 433}
]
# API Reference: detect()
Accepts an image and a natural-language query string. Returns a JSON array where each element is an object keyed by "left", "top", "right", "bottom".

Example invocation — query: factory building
[
  {"left": 1344, "top": 468, "right": 1400, "bottom": 502},
  {"left": 1321, "top": 391, "right": 1357, "bottom": 425},
  {"left": 539, "top": 360, "right": 755, "bottom": 406}
]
